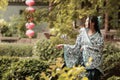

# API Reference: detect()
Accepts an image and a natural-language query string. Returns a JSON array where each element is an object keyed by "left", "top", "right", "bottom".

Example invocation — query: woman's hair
[{"left": 89, "top": 16, "right": 101, "bottom": 35}]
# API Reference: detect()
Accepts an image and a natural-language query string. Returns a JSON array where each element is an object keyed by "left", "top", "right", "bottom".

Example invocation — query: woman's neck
[{"left": 88, "top": 28, "right": 96, "bottom": 36}]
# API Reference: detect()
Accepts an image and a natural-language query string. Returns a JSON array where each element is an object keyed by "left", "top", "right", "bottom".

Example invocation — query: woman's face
[
  {"left": 85, "top": 17, "right": 89, "bottom": 28},
  {"left": 85, "top": 18, "right": 89, "bottom": 28}
]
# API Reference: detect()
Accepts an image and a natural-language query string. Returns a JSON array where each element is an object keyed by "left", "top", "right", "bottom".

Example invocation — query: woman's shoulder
[
  {"left": 96, "top": 32, "right": 104, "bottom": 42},
  {"left": 79, "top": 27, "right": 88, "bottom": 33},
  {"left": 97, "top": 32, "right": 103, "bottom": 38}
]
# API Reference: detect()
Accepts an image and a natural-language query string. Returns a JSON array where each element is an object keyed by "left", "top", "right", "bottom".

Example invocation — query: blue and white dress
[{"left": 63, "top": 28, "right": 104, "bottom": 73}]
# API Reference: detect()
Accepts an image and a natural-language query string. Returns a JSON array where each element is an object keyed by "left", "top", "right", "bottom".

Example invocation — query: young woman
[{"left": 57, "top": 16, "right": 104, "bottom": 80}]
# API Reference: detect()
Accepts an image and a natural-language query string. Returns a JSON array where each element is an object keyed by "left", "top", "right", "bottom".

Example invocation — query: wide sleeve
[
  {"left": 64, "top": 33, "right": 82, "bottom": 50},
  {"left": 63, "top": 33, "right": 82, "bottom": 67}
]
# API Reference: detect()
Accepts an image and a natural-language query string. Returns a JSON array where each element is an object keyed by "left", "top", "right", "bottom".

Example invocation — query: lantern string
[{"left": 25, "top": 0, "right": 35, "bottom": 39}]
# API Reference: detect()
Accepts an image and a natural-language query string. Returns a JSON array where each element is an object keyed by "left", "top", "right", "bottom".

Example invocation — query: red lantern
[
  {"left": 26, "top": 6, "right": 35, "bottom": 12},
  {"left": 26, "top": 29, "right": 35, "bottom": 38},
  {"left": 25, "top": 22, "right": 35, "bottom": 29},
  {"left": 25, "top": 0, "right": 35, "bottom": 6}
]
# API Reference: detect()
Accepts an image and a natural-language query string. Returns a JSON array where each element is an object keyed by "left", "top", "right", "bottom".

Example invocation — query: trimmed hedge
[
  {"left": 0, "top": 43, "right": 33, "bottom": 57},
  {"left": 0, "top": 57, "right": 48, "bottom": 80},
  {"left": 33, "top": 40, "right": 63, "bottom": 62},
  {"left": 0, "top": 57, "right": 19, "bottom": 79}
]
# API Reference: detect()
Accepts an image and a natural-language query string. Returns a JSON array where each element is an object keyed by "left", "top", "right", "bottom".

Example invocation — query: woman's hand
[
  {"left": 56, "top": 44, "right": 64, "bottom": 50},
  {"left": 80, "top": 48, "right": 83, "bottom": 52}
]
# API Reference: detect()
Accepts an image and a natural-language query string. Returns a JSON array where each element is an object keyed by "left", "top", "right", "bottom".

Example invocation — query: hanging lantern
[
  {"left": 25, "top": 0, "right": 35, "bottom": 39},
  {"left": 25, "top": 22, "right": 35, "bottom": 29},
  {"left": 25, "top": 0, "right": 35, "bottom": 6},
  {"left": 26, "top": 6, "right": 35, "bottom": 12},
  {"left": 26, "top": 29, "right": 35, "bottom": 38}
]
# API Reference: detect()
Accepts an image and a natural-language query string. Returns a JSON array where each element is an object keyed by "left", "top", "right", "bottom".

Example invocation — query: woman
[{"left": 57, "top": 16, "right": 104, "bottom": 80}]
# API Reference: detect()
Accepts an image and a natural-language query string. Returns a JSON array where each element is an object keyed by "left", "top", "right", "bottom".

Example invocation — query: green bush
[
  {"left": 0, "top": 57, "right": 48, "bottom": 80},
  {"left": 107, "top": 76, "right": 120, "bottom": 80},
  {"left": 0, "top": 43, "right": 33, "bottom": 57},
  {"left": 101, "top": 43, "right": 120, "bottom": 80},
  {"left": 33, "top": 39, "right": 63, "bottom": 63},
  {"left": 41, "top": 57, "right": 88, "bottom": 80},
  {"left": 0, "top": 19, "right": 11, "bottom": 36},
  {"left": 50, "top": 36, "right": 76, "bottom": 45},
  {"left": 0, "top": 57, "right": 19, "bottom": 79}
]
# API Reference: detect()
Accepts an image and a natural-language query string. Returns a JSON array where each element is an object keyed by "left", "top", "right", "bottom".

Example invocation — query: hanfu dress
[{"left": 63, "top": 28, "right": 104, "bottom": 73}]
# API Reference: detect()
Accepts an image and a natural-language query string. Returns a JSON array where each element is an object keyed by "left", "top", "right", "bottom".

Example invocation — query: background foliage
[
  {"left": 0, "top": 43, "right": 33, "bottom": 57},
  {"left": 0, "top": 57, "right": 19, "bottom": 79},
  {"left": 0, "top": 57, "right": 48, "bottom": 80},
  {"left": 47, "top": 0, "right": 120, "bottom": 40},
  {"left": 0, "top": 41, "right": 120, "bottom": 80},
  {"left": 0, "top": 0, "right": 8, "bottom": 11},
  {"left": 41, "top": 57, "right": 88, "bottom": 80},
  {"left": 101, "top": 42, "right": 120, "bottom": 80},
  {"left": 33, "top": 39, "right": 63, "bottom": 63}
]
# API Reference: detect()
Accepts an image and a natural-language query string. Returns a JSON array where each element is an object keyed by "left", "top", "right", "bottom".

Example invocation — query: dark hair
[{"left": 89, "top": 16, "right": 101, "bottom": 35}]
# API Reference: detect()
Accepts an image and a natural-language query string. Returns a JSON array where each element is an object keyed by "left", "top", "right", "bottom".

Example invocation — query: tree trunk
[
  {"left": 104, "top": 12, "right": 109, "bottom": 39},
  {"left": 104, "top": 0, "right": 109, "bottom": 39},
  {"left": 48, "top": 1, "right": 54, "bottom": 28}
]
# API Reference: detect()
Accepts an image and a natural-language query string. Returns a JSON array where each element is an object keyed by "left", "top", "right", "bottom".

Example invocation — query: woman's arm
[{"left": 56, "top": 32, "right": 82, "bottom": 50}]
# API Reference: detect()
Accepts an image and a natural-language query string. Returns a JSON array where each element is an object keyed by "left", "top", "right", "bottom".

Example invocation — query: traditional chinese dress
[{"left": 63, "top": 28, "right": 104, "bottom": 73}]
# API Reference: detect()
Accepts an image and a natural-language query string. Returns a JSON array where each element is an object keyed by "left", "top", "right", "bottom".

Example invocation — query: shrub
[
  {"left": 33, "top": 39, "right": 63, "bottom": 63},
  {"left": 0, "top": 56, "right": 19, "bottom": 79},
  {"left": 101, "top": 42, "right": 120, "bottom": 80},
  {"left": 40, "top": 57, "right": 88, "bottom": 80},
  {"left": 0, "top": 19, "right": 11, "bottom": 36},
  {"left": 0, "top": 43, "right": 33, "bottom": 57},
  {"left": 49, "top": 35, "right": 76, "bottom": 46},
  {"left": 1, "top": 57, "right": 48, "bottom": 80},
  {"left": 107, "top": 76, "right": 120, "bottom": 80}
]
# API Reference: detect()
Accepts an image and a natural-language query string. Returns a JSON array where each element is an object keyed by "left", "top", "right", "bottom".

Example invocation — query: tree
[
  {"left": 47, "top": 0, "right": 103, "bottom": 40},
  {"left": 0, "top": 0, "right": 8, "bottom": 36},
  {"left": 0, "top": 0, "right": 8, "bottom": 10},
  {"left": 102, "top": 0, "right": 120, "bottom": 38},
  {"left": 47, "top": 0, "right": 119, "bottom": 40}
]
